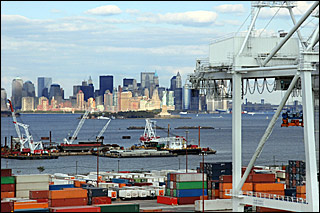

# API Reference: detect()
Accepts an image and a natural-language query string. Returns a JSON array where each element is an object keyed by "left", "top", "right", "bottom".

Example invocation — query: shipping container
[
  {"left": 175, "top": 189, "right": 208, "bottom": 198},
  {"left": 175, "top": 173, "right": 207, "bottom": 182},
  {"left": 49, "top": 206, "right": 101, "bottom": 212},
  {"left": 1, "top": 184, "right": 15, "bottom": 192},
  {"left": 219, "top": 183, "right": 253, "bottom": 191},
  {"left": 296, "top": 185, "right": 306, "bottom": 194},
  {"left": 16, "top": 190, "right": 30, "bottom": 198},
  {"left": 249, "top": 173, "right": 275, "bottom": 183},
  {"left": 91, "top": 196, "right": 111, "bottom": 205},
  {"left": 14, "top": 202, "right": 48, "bottom": 210},
  {"left": 29, "top": 190, "right": 49, "bottom": 199},
  {"left": 49, "top": 189, "right": 87, "bottom": 199},
  {"left": 82, "top": 186, "right": 108, "bottom": 197},
  {"left": 1, "top": 201, "right": 14, "bottom": 212},
  {"left": 13, "top": 208, "right": 50, "bottom": 212},
  {"left": 157, "top": 196, "right": 177, "bottom": 205},
  {"left": 16, "top": 182, "right": 49, "bottom": 191},
  {"left": 1, "top": 176, "right": 15, "bottom": 184},
  {"left": 49, "top": 184, "right": 75, "bottom": 191},
  {"left": 253, "top": 183, "right": 285, "bottom": 192},
  {"left": 15, "top": 174, "right": 50, "bottom": 183},
  {"left": 177, "top": 196, "right": 207, "bottom": 205},
  {"left": 174, "top": 181, "right": 207, "bottom": 190},
  {"left": 1, "top": 191, "right": 15, "bottom": 198},
  {"left": 49, "top": 198, "right": 88, "bottom": 207},
  {"left": 95, "top": 203, "right": 140, "bottom": 212},
  {"left": 256, "top": 206, "right": 289, "bottom": 212},
  {"left": 1, "top": 169, "right": 12, "bottom": 177}
]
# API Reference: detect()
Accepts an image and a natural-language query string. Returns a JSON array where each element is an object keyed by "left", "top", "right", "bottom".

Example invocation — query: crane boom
[
  {"left": 7, "top": 99, "right": 22, "bottom": 141},
  {"left": 97, "top": 118, "right": 111, "bottom": 140},
  {"left": 65, "top": 109, "right": 90, "bottom": 144}
]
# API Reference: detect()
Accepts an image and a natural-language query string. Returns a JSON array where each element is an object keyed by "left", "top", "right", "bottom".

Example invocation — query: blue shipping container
[
  {"left": 112, "top": 178, "right": 130, "bottom": 184},
  {"left": 176, "top": 189, "right": 208, "bottom": 198},
  {"left": 49, "top": 184, "right": 75, "bottom": 190}
]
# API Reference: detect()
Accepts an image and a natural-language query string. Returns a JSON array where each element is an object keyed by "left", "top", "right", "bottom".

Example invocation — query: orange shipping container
[
  {"left": 219, "top": 183, "right": 253, "bottom": 191},
  {"left": 219, "top": 191, "right": 231, "bottom": 199},
  {"left": 256, "top": 206, "right": 290, "bottom": 212},
  {"left": 296, "top": 193, "right": 306, "bottom": 199},
  {"left": 14, "top": 202, "right": 48, "bottom": 210},
  {"left": 1, "top": 191, "right": 15, "bottom": 198},
  {"left": 254, "top": 190, "right": 285, "bottom": 196},
  {"left": 49, "top": 189, "right": 87, "bottom": 199},
  {"left": 296, "top": 185, "right": 306, "bottom": 194},
  {"left": 253, "top": 183, "right": 285, "bottom": 192},
  {"left": 119, "top": 183, "right": 126, "bottom": 188}
]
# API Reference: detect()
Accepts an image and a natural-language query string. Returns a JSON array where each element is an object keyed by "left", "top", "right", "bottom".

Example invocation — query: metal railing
[{"left": 225, "top": 189, "right": 308, "bottom": 204}]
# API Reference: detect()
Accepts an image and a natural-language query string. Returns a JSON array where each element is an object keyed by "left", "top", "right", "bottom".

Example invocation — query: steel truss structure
[{"left": 188, "top": 1, "right": 319, "bottom": 212}]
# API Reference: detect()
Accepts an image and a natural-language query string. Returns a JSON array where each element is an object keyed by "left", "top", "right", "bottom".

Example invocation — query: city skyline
[{"left": 2, "top": 1, "right": 314, "bottom": 104}]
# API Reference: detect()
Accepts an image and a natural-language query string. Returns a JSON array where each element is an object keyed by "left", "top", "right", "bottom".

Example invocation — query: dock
[{"left": 94, "top": 150, "right": 178, "bottom": 158}]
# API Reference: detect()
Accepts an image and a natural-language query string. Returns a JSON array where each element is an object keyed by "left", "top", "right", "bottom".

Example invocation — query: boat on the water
[
  {"left": 134, "top": 119, "right": 216, "bottom": 155},
  {"left": 97, "top": 116, "right": 110, "bottom": 120}
]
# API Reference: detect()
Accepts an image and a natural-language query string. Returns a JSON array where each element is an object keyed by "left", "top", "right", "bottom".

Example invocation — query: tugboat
[
  {"left": 1, "top": 99, "right": 58, "bottom": 160},
  {"left": 133, "top": 119, "right": 216, "bottom": 155}
]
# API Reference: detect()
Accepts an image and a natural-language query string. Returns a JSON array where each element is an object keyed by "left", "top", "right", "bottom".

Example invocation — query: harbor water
[{"left": 1, "top": 113, "right": 305, "bottom": 175}]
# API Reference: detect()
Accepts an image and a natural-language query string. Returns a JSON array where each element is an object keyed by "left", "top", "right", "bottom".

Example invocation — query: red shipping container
[
  {"left": 29, "top": 190, "right": 49, "bottom": 199},
  {"left": 49, "top": 206, "right": 101, "bottom": 212},
  {"left": 36, "top": 199, "right": 49, "bottom": 203},
  {"left": 1, "top": 184, "right": 15, "bottom": 192},
  {"left": 250, "top": 174, "right": 275, "bottom": 183},
  {"left": 256, "top": 206, "right": 289, "bottom": 212},
  {"left": 49, "top": 198, "right": 88, "bottom": 207},
  {"left": 1, "top": 201, "right": 14, "bottom": 212},
  {"left": 91, "top": 196, "right": 111, "bottom": 205},
  {"left": 157, "top": 196, "right": 177, "bottom": 205},
  {"left": 1, "top": 169, "right": 12, "bottom": 177},
  {"left": 178, "top": 196, "right": 206, "bottom": 205}
]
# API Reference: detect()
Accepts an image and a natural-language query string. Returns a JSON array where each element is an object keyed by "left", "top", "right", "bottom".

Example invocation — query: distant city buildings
[{"left": 38, "top": 77, "right": 52, "bottom": 99}]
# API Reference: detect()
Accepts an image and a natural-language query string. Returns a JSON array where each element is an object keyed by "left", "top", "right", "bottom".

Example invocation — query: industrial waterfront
[{"left": 1, "top": 112, "right": 305, "bottom": 175}]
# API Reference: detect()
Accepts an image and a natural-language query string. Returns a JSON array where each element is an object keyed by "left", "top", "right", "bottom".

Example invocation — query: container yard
[{"left": 1, "top": 158, "right": 311, "bottom": 212}]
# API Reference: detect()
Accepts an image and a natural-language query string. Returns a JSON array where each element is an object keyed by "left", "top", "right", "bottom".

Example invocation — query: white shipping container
[
  {"left": 52, "top": 179, "right": 73, "bottom": 185},
  {"left": 176, "top": 173, "right": 207, "bottom": 182},
  {"left": 16, "top": 190, "right": 31, "bottom": 198},
  {"left": 16, "top": 182, "right": 49, "bottom": 191},
  {"left": 15, "top": 174, "right": 50, "bottom": 183}
]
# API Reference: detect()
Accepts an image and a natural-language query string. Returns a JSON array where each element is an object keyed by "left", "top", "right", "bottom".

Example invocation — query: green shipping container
[
  {"left": 1, "top": 176, "right": 15, "bottom": 184},
  {"left": 173, "top": 189, "right": 176, "bottom": 197},
  {"left": 166, "top": 188, "right": 170, "bottom": 196},
  {"left": 134, "top": 178, "right": 141, "bottom": 183},
  {"left": 175, "top": 181, "right": 207, "bottom": 190},
  {"left": 97, "top": 203, "right": 139, "bottom": 212}
]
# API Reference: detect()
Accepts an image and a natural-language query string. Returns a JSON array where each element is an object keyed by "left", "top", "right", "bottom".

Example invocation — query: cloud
[
  {"left": 85, "top": 5, "right": 122, "bottom": 16},
  {"left": 138, "top": 11, "right": 218, "bottom": 27},
  {"left": 51, "top": 9, "right": 62, "bottom": 14},
  {"left": 214, "top": 4, "right": 246, "bottom": 14},
  {"left": 126, "top": 9, "right": 140, "bottom": 14},
  {"left": 1, "top": 14, "right": 30, "bottom": 23}
]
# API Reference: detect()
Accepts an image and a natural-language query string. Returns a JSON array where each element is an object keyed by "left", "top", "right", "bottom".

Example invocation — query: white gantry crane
[
  {"left": 96, "top": 118, "right": 111, "bottom": 140},
  {"left": 63, "top": 109, "right": 90, "bottom": 144},
  {"left": 8, "top": 99, "right": 44, "bottom": 154},
  {"left": 188, "top": 1, "right": 319, "bottom": 212}
]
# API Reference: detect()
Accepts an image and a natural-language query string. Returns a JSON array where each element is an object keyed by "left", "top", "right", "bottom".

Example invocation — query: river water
[{"left": 1, "top": 112, "right": 305, "bottom": 175}]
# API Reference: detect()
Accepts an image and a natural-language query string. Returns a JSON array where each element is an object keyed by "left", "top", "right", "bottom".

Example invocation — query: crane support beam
[
  {"left": 97, "top": 119, "right": 111, "bottom": 140},
  {"left": 287, "top": 6, "right": 307, "bottom": 49},
  {"left": 235, "top": 73, "right": 300, "bottom": 194},
  {"left": 306, "top": 25, "right": 319, "bottom": 51},
  {"left": 262, "top": 1, "right": 319, "bottom": 67}
]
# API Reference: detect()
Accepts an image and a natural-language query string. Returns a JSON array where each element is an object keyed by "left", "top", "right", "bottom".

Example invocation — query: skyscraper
[
  {"left": 176, "top": 72, "right": 182, "bottom": 89},
  {"left": 1, "top": 88, "right": 8, "bottom": 111},
  {"left": 22, "top": 81, "right": 36, "bottom": 97},
  {"left": 49, "top": 84, "right": 62, "bottom": 103},
  {"left": 140, "top": 72, "right": 158, "bottom": 97},
  {"left": 11, "top": 77, "right": 23, "bottom": 110},
  {"left": 80, "top": 79, "right": 94, "bottom": 101},
  {"left": 38, "top": 77, "right": 52, "bottom": 98},
  {"left": 100, "top": 75, "right": 113, "bottom": 96}
]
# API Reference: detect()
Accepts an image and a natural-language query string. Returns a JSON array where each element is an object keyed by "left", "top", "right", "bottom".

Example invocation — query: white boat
[
  {"left": 179, "top": 112, "right": 187, "bottom": 115},
  {"left": 97, "top": 116, "right": 110, "bottom": 120}
]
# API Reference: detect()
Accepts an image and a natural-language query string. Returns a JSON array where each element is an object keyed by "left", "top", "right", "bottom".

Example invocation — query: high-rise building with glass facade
[
  {"left": 22, "top": 81, "right": 36, "bottom": 98},
  {"left": 100, "top": 75, "right": 113, "bottom": 96},
  {"left": 12, "top": 77, "right": 23, "bottom": 110},
  {"left": 38, "top": 77, "right": 52, "bottom": 98},
  {"left": 1, "top": 88, "right": 8, "bottom": 111}
]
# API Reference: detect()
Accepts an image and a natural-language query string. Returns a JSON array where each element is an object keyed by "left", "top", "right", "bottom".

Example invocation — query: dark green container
[
  {"left": 97, "top": 203, "right": 139, "bottom": 212},
  {"left": 175, "top": 181, "right": 207, "bottom": 189},
  {"left": 1, "top": 176, "right": 15, "bottom": 184},
  {"left": 166, "top": 188, "right": 170, "bottom": 196}
]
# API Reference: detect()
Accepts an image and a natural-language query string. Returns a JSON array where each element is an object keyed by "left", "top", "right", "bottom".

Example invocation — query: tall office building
[
  {"left": 37, "top": 77, "right": 52, "bottom": 98},
  {"left": 190, "top": 89, "right": 200, "bottom": 111},
  {"left": 49, "top": 84, "right": 62, "bottom": 102},
  {"left": 76, "top": 90, "right": 85, "bottom": 110},
  {"left": 100, "top": 75, "right": 113, "bottom": 96},
  {"left": 174, "top": 88, "right": 183, "bottom": 110},
  {"left": 140, "top": 72, "right": 158, "bottom": 97},
  {"left": 22, "top": 81, "right": 36, "bottom": 97},
  {"left": 1, "top": 88, "right": 8, "bottom": 111},
  {"left": 80, "top": 79, "right": 94, "bottom": 101},
  {"left": 22, "top": 97, "right": 35, "bottom": 111},
  {"left": 73, "top": 85, "right": 81, "bottom": 96},
  {"left": 176, "top": 72, "right": 182, "bottom": 89},
  {"left": 11, "top": 77, "right": 23, "bottom": 110},
  {"left": 182, "top": 83, "right": 191, "bottom": 110},
  {"left": 170, "top": 76, "right": 176, "bottom": 91}
]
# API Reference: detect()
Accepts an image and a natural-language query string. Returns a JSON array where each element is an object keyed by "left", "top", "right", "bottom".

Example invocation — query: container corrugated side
[
  {"left": 96, "top": 203, "right": 140, "bottom": 212},
  {"left": 175, "top": 181, "right": 207, "bottom": 190},
  {"left": 16, "top": 190, "right": 31, "bottom": 198},
  {"left": 1, "top": 176, "right": 15, "bottom": 184},
  {"left": 15, "top": 174, "right": 50, "bottom": 183},
  {"left": 16, "top": 182, "right": 49, "bottom": 191},
  {"left": 176, "top": 173, "right": 207, "bottom": 182},
  {"left": 176, "top": 189, "right": 208, "bottom": 198},
  {"left": 49, "top": 206, "right": 101, "bottom": 212}
]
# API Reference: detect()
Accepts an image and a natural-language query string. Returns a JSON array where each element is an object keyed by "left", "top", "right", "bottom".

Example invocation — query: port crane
[
  {"left": 188, "top": 1, "right": 319, "bottom": 211},
  {"left": 63, "top": 109, "right": 90, "bottom": 144},
  {"left": 96, "top": 118, "right": 111, "bottom": 140},
  {"left": 7, "top": 99, "right": 44, "bottom": 154}
]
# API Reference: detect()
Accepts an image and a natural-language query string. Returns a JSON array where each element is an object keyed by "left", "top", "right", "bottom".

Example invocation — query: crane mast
[
  {"left": 96, "top": 118, "right": 111, "bottom": 140},
  {"left": 64, "top": 109, "right": 90, "bottom": 144}
]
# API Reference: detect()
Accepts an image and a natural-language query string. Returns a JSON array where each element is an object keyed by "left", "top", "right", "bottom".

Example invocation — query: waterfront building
[
  {"left": 87, "top": 97, "right": 96, "bottom": 110},
  {"left": 130, "top": 96, "right": 141, "bottom": 111},
  {"left": 22, "top": 81, "right": 36, "bottom": 98},
  {"left": 37, "top": 97, "right": 49, "bottom": 111},
  {"left": 1, "top": 88, "right": 8, "bottom": 111},
  {"left": 100, "top": 75, "right": 113, "bottom": 96},
  {"left": 22, "top": 97, "right": 35, "bottom": 111},
  {"left": 49, "top": 84, "right": 62, "bottom": 103},
  {"left": 167, "top": 91, "right": 175, "bottom": 111},
  {"left": 76, "top": 90, "right": 85, "bottom": 110},
  {"left": 117, "top": 86, "right": 122, "bottom": 112},
  {"left": 37, "top": 77, "right": 52, "bottom": 98},
  {"left": 151, "top": 88, "right": 161, "bottom": 110},
  {"left": 11, "top": 77, "right": 23, "bottom": 110}
]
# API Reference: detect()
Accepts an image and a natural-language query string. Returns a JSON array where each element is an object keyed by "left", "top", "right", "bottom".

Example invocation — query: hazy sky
[{"left": 1, "top": 1, "right": 317, "bottom": 104}]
